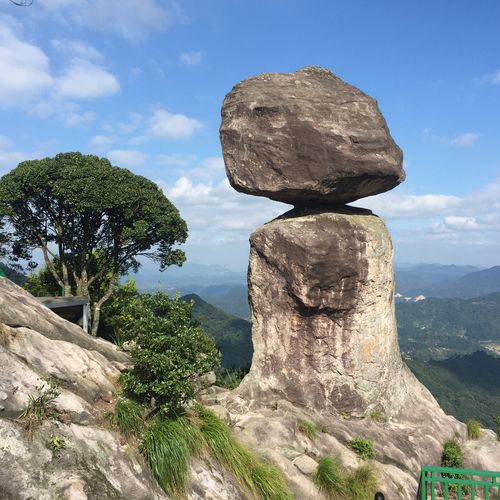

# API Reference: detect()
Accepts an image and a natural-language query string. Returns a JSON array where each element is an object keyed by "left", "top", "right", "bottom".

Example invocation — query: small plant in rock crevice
[
  {"left": 350, "top": 436, "right": 375, "bottom": 460},
  {"left": 17, "top": 380, "right": 60, "bottom": 437},
  {"left": 297, "top": 419, "right": 318, "bottom": 440},
  {"left": 48, "top": 434, "right": 67, "bottom": 455}
]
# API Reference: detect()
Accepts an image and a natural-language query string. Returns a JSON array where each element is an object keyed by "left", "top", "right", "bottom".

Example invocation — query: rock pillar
[{"left": 220, "top": 67, "right": 417, "bottom": 417}]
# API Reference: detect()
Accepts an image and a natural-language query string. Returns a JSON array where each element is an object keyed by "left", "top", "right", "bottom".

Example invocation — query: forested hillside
[
  {"left": 407, "top": 351, "right": 500, "bottom": 429},
  {"left": 397, "top": 292, "right": 500, "bottom": 359},
  {"left": 182, "top": 293, "right": 252, "bottom": 368}
]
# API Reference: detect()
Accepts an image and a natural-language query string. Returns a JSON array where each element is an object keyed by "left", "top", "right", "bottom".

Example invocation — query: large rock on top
[
  {"left": 237, "top": 206, "right": 432, "bottom": 417},
  {"left": 220, "top": 66, "right": 404, "bottom": 205}
]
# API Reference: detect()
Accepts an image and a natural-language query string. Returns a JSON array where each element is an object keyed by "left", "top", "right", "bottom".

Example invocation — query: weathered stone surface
[
  {"left": 220, "top": 66, "right": 404, "bottom": 205},
  {"left": 238, "top": 205, "right": 425, "bottom": 417},
  {"left": 200, "top": 392, "right": 467, "bottom": 500},
  {"left": 292, "top": 454, "right": 318, "bottom": 475}
]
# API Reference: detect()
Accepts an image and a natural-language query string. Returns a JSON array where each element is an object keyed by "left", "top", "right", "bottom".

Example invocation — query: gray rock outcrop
[
  {"left": 0, "top": 279, "right": 241, "bottom": 500},
  {"left": 220, "top": 66, "right": 404, "bottom": 205},
  {"left": 238, "top": 205, "right": 418, "bottom": 416},
  {"left": 218, "top": 66, "right": 500, "bottom": 499}
]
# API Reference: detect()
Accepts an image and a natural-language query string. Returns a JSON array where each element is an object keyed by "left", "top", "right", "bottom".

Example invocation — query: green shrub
[
  {"left": 313, "top": 456, "right": 347, "bottom": 499},
  {"left": 441, "top": 440, "right": 465, "bottom": 493},
  {"left": 195, "top": 405, "right": 292, "bottom": 500},
  {"left": 107, "top": 397, "right": 145, "bottom": 437},
  {"left": 466, "top": 419, "right": 482, "bottom": 440},
  {"left": 297, "top": 419, "right": 317, "bottom": 440},
  {"left": 346, "top": 463, "right": 378, "bottom": 500},
  {"left": 17, "top": 380, "right": 60, "bottom": 437},
  {"left": 118, "top": 292, "right": 220, "bottom": 416},
  {"left": 350, "top": 436, "right": 375, "bottom": 460},
  {"left": 441, "top": 440, "right": 463, "bottom": 468}
]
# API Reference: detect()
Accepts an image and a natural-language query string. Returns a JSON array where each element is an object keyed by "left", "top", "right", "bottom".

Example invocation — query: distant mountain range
[{"left": 394, "top": 264, "right": 500, "bottom": 299}]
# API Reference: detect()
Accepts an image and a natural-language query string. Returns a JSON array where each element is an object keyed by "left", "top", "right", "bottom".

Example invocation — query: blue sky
[{"left": 0, "top": 0, "right": 499, "bottom": 271}]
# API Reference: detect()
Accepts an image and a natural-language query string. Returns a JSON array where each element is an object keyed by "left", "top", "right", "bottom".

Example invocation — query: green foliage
[
  {"left": 346, "top": 463, "right": 378, "bottom": 500},
  {"left": 313, "top": 457, "right": 347, "bottom": 499},
  {"left": 441, "top": 440, "right": 465, "bottom": 493},
  {"left": 406, "top": 351, "right": 500, "bottom": 428},
  {"left": 17, "top": 380, "right": 60, "bottom": 437},
  {"left": 0, "top": 262, "right": 26, "bottom": 285},
  {"left": 107, "top": 397, "right": 145, "bottom": 437},
  {"left": 297, "top": 419, "right": 317, "bottom": 440},
  {"left": 141, "top": 417, "right": 203, "bottom": 497},
  {"left": 195, "top": 405, "right": 293, "bottom": 500},
  {"left": 0, "top": 152, "right": 187, "bottom": 333},
  {"left": 493, "top": 416, "right": 500, "bottom": 440},
  {"left": 313, "top": 457, "right": 378, "bottom": 500},
  {"left": 397, "top": 292, "right": 500, "bottom": 359},
  {"left": 99, "top": 278, "right": 139, "bottom": 342},
  {"left": 184, "top": 293, "right": 253, "bottom": 368},
  {"left": 23, "top": 266, "right": 61, "bottom": 296},
  {"left": 48, "top": 434, "right": 67, "bottom": 454},
  {"left": 118, "top": 292, "right": 220, "bottom": 416},
  {"left": 441, "top": 440, "right": 464, "bottom": 468},
  {"left": 466, "top": 420, "right": 482, "bottom": 440},
  {"left": 350, "top": 437, "right": 375, "bottom": 460},
  {"left": 215, "top": 366, "right": 248, "bottom": 390}
]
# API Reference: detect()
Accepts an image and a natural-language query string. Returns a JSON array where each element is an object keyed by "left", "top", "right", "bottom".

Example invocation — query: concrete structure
[{"left": 36, "top": 296, "right": 91, "bottom": 333}]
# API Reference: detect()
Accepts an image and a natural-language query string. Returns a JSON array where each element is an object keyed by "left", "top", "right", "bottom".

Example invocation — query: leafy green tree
[
  {"left": 118, "top": 291, "right": 221, "bottom": 416},
  {"left": 0, "top": 152, "right": 187, "bottom": 334}
]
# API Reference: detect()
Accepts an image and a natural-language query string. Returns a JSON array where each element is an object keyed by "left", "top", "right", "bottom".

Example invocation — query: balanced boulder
[{"left": 220, "top": 66, "right": 404, "bottom": 205}]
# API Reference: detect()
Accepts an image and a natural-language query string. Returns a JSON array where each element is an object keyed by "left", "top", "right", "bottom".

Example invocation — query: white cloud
[
  {"left": 357, "top": 192, "right": 462, "bottom": 219},
  {"left": 423, "top": 128, "right": 480, "bottom": 148},
  {"left": 0, "top": 20, "right": 53, "bottom": 107},
  {"left": 107, "top": 149, "right": 147, "bottom": 168},
  {"left": 0, "top": 148, "right": 44, "bottom": 175},
  {"left": 159, "top": 176, "right": 290, "bottom": 245},
  {"left": 38, "top": 0, "right": 177, "bottom": 42},
  {"left": 88, "top": 134, "right": 115, "bottom": 151},
  {"left": 119, "top": 112, "right": 143, "bottom": 134},
  {"left": 180, "top": 51, "right": 203, "bottom": 67},
  {"left": 0, "top": 136, "right": 13, "bottom": 149},
  {"left": 449, "top": 132, "right": 480, "bottom": 148},
  {"left": 55, "top": 58, "right": 120, "bottom": 99},
  {"left": 63, "top": 107, "right": 97, "bottom": 127},
  {"left": 51, "top": 38, "right": 103, "bottom": 60},
  {"left": 483, "top": 69, "right": 500, "bottom": 85},
  {"left": 149, "top": 109, "right": 203, "bottom": 140}
]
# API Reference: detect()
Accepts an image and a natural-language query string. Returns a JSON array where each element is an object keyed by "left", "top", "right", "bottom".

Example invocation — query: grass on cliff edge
[
  {"left": 109, "top": 399, "right": 293, "bottom": 500},
  {"left": 314, "top": 456, "right": 378, "bottom": 500}
]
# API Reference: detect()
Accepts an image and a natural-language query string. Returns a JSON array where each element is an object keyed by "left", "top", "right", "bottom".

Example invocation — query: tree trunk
[
  {"left": 61, "top": 261, "right": 72, "bottom": 297},
  {"left": 90, "top": 274, "right": 118, "bottom": 336}
]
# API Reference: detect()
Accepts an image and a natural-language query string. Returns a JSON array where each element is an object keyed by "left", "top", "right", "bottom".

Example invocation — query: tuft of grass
[
  {"left": 194, "top": 405, "right": 293, "bottom": 500},
  {"left": 141, "top": 417, "right": 203, "bottom": 498},
  {"left": 107, "top": 397, "right": 145, "bottom": 437},
  {"left": 466, "top": 419, "right": 482, "bottom": 440},
  {"left": 313, "top": 456, "right": 347, "bottom": 499},
  {"left": 297, "top": 419, "right": 318, "bottom": 440},
  {"left": 48, "top": 434, "right": 67, "bottom": 455},
  {"left": 346, "top": 463, "right": 378, "bottom": 500},
  {"left": 17, "top": 380, "right": 60, "bottom": 437},
  {"left": 350, "top": 436, "right": 375, "bottom": 460},
  {"left": 366, "top": 408, "right": 386, "bottom": 424}
]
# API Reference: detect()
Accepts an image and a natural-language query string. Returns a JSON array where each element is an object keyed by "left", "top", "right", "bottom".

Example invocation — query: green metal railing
[{"left": 419, "top": 466, "right": 500, "bottom": 500}]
